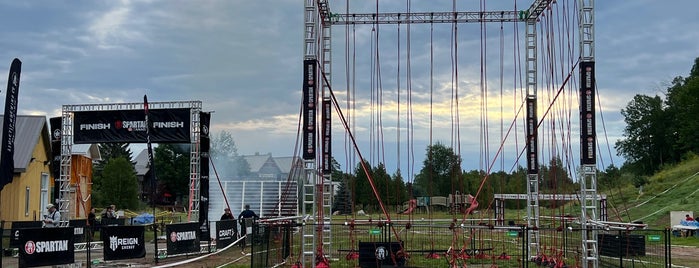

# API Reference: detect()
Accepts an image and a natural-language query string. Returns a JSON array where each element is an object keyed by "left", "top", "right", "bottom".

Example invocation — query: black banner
[
  {"left": 216, "top": 219, "right": 238, "bottom": 249},
  {"left": 49, "top": 117, "right": 62, "bottom": 201},
  {"left": 199, "top": 112, "right": 211, "bottom": 241},
  {"left": 1, "top": 58, "right": 21, "bottom": 191},
  {"left": 73, "top": 108, "right": 190, "bottom": 144},
  {"left": 580, "top": 61, "right": 596, "bottom": 165},
  {"left": 526, "top": 97, "right": 538, "bottom": 174},
  {"left": 358, "top": 241, "right": 405, "bottom": 268},
  {"left": 101, "top": 225, "right": 146, "bottom": 260},
  {"left": 10, "top": 221, "right": 42, "bottom": 248},
  {"left": 302, "top": 59, "right": 317, "bottom": 160},
  {"left": 18, "top": 227, "right": 74, "bottom": 267},
  {"left": 166, "top": 222, "right": 200, "bottom": 255},
  {"left": 69, "top": 219, "right": 87, "bottom": 243},
  {"left": 322, "top": 98, "right": 331, "bottom": 173}
]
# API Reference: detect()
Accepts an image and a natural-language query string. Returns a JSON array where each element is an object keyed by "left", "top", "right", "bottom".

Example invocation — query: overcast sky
[{"left": 1, "top": 1, "right": 698, "bottom": 179}]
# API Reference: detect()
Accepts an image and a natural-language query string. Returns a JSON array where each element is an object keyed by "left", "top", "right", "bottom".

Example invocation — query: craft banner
[{"left": 216, "top": 219, "right": 238, "bottom": 249}]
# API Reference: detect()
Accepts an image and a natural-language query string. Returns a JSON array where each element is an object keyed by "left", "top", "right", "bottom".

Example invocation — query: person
[
  {"left": 238, "top": 204, "right": 259, "bottom": 253},
  {"left": 220, "top": 207, "right": 234, "bottom": 220},
  {"left": 87, "top": 208, "right": 97, "bottom": 239},
  {"left": 686, "top": 214, "right": 695, "bottom": 236},
  {"left": 110, "top": 204, "right": 119, "bottom": 218},
  {"left": 42, "top": 204, "right": 60, "bottom": 227},
  {"left": 686, "top": 214, "right": 694, "bottom": 221}
]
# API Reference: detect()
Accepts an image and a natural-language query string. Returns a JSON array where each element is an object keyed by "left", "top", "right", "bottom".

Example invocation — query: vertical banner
[
  {"left": 166, "top": 222, "right": 200, "bottom": 255},
  {"left": 215, "top": 219, "right": 238, "bottom": 249},
  {"left": 321, "top": 98, "right": 331, "bottom": 173},
  {"left": 580, "top": 61, "right": 596, "bottom": 165},
  {"left": 49, "top": 117, "right": 62, "bottom": 204},
  {"left": 526, "top": 97, "right": 538, "bottom": 174},
  {"left": 199, "top": 112, "right": 211, "bottom": 241},
  {"left": 0, "top": 58, "right": 21, "bottom": 191},
  {"left": 302, "top": 59, "right": 317, "bottom": 160},
  {"left": 18, "top": 227, "right": 74, "bottom": 267},
  {"left": 101, "top": 225, "right": 146, "bottom": 260}
]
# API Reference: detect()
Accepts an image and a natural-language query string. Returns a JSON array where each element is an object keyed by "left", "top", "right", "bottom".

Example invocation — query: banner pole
[{"left": 144, "top": 95, "right": 159, "bottom": 264}]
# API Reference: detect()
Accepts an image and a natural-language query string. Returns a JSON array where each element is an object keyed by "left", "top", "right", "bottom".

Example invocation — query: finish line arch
[{"left": 55, "top": 100, "right": 203, "bottom": 226}]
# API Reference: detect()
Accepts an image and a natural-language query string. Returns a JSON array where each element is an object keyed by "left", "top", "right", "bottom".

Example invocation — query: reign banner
[
  {"left": 73, "top": 108, "right": 190, "bottom": 143},
  {"left": 101, "top": 225, "right": 146, "bottom": 260}
]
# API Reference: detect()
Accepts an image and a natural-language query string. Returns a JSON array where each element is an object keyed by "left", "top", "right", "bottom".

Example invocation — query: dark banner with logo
[
  {"left": 526, "top": 97, "right": 538, "bottom": 174},
  {"left": 49, "top": 117, "right": 62, "bottom": 200},
  {"left": 18, "top": 227, "right": 74, "bottom": 267},
  {"left": 166, "top": 222, "right": 200, "bottom": 255},
  {"left": 1, "top": 58, "right": 21, "bottom": 191},
  {"left": 199, "top": 112, "right": 211, "bottom": 241},
  {"left": 322, "top": 98, "right": 331, "bottom": 173},
  {"left": 358, "top": 241, "right": 405, "bottom": 268},
  {"left": 73, "top": 108, "right": 190, "bottom": 144},
  {"left": 10, "top": 221, "right": 42, "bottom": 248},
  {"left": 216, "top": 219, "right": 238, "bottom": 249},
  {"left": 580, "top": 61, "right": 596, "bottom": 165},
  {"left": 302, "top": 59, "right": 317, "bottom": 160},
  {"left": 69, "top": 219, "right": 86, "bottom": 243},
  {"left": 101, "top": 225, "right": 146, "bottom": 260}
]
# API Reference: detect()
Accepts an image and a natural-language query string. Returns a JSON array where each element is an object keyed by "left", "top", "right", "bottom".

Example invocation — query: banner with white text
[{"left": 73, "top": 108, "right": 190, "bottom": 143}]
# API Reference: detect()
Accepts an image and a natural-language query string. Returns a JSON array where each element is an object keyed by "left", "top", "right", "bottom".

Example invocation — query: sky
[{"left": 1, "top": 0, "right": 698, "bottom": 180}]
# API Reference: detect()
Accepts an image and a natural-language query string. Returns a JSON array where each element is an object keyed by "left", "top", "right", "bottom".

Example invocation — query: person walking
[
  {"left": 238, "top": 204, "right": 259, "bottom": 254},
  {"left": 43, "top": 204, "right": 60, "bottom": 227}
]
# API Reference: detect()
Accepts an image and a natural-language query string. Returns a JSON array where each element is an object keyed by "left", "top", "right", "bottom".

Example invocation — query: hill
[{"left": 605, "top": 154, "right": 699, "bottom": 228}]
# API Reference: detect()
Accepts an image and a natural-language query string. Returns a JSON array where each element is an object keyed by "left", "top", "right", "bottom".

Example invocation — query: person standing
[
  {"left": 87, "top": 208, "right": 97, "bottom": 239},
  {"left": 238, "top": 204, "right": 259, "bottom": 254},
  {"left": 43, "top": 204, "right": 60, "bottom": 227},
  {"left": 220, "top": 207, "right": 234, "bottom": 220}
]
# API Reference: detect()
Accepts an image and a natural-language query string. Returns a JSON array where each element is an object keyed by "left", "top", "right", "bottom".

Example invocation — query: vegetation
[
  {"left": 95, "top": 157, "right": 140, "bottom": 209},
  {"left": 153, "top": 143, "right": 190, "bottom": 202}
]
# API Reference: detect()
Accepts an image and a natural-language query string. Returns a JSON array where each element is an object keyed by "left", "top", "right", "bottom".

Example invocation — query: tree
[
  {"left": 665, "top": 58, "right": 699, "bottom": 157},
  {"left": 332, "top": 175, "right": 353, "bottom": 215},
  {"left": 95, "top": 157, "right": 139, "bottom": 209},
  {"left": 413, "top": 143, "right": 462, "bottom": 196},
  {"left": 615, "top": 94, "right": 668, "bottom": 175},
  {"left": 93, "top": 143, "right": 133, "bottom": 206},
  {"left": 154, "top": 144, "right": 190, "bottom": 201}
]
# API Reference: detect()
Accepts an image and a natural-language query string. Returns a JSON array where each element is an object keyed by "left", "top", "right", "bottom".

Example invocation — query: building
[{"left": 0, "top": 115, "right": 52, "bottom": 222}]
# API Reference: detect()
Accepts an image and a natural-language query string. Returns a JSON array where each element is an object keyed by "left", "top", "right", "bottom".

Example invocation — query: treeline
[
  {"left": 333, "top": 143, "right": 579, "bottom": 214},
  {"left": 615, "top": 57, "right": 699, "bottom": 176}
]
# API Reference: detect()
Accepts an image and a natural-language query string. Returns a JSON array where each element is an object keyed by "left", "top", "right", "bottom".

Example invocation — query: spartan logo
[
  {"left": 202, "top": 124, "right": 209, "bottom": 136},
  {"left": 375, "top": 246, "right": 387, "bottom": 260},
  {"left": 53, "top": 128, "right": 61, "bottom": 141}
]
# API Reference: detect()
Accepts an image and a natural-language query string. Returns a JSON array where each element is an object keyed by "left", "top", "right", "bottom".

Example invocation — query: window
[{"left": 41, "top": 173, "right": 49, "bottom": 214}]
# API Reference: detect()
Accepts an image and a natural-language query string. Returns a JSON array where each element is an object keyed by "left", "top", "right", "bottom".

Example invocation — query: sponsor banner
[
  {"left": 322, "top": 99, "right": 332, "bottom": 173},
  {"left": 101, "top": 225, "right": 146, "bottom": 260},
  {"left": 69, "top": 219, "right": 86, "bottom": 243},
  {"left": 216, "top": 219, "right": 238, "bottom": 249},
  {"left": 199, "top": 112, "right": 211, "bottom": 241},
  {"left": 358, "top": 241, "right": 405, "bottom": 268},
  {"left": 1, "top": 58, "right": 21, "bottom": 191},
  {"left": 73, "top": 108, "right": 190, "bottom": 143},
  {"left": 49, "top": 117, "right": 62, "bottom": 199},
  {"left": 580, "top": 61, "right": 596, "bottom": 165},
  {"left": 166, "top": 222, "right": 200, "bottom": 255},
  {"left": 302, "top": 59, "right": 317, "bottom": 160},
  {"left": 10, "top": 221, "right": 42, "bottom": 248},
  {"left": 526, "top": 97, "right": 538, "bottom": 174},
  {"left": 18, "top": 227, "right": 74, "bottom": 267}
]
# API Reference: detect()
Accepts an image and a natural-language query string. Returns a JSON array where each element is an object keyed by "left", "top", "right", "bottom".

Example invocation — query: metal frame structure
[
  {"left": 303, "top": 0, "right": 598, "bottom": 267},
  {"left": 58, "top": 101, "right": 202, "bottom": 226}
]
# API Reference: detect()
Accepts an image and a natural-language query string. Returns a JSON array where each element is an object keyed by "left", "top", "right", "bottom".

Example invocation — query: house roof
[
  {"left": 272, "top": 156, "right": 302, "bottom": 174},
  {"left": 241, "top": 153, "right": 273, "bottom": 173},
  {"left": 134, "top": 149, "right": 149, "bottom": 176},
  {"left": 0, "top": 115, "right": 51, "bottom": 172},
  {"left": 72, "top": 144, "right": 102, "bottom": 161}
]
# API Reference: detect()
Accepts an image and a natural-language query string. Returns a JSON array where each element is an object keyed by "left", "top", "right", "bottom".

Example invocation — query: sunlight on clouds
[{"left": 85, "top": 0, "right": 146, "bottom": 50}]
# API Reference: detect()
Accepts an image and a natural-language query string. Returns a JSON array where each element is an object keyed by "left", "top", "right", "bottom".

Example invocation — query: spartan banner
[
  {"left": 73, "top": 108, "right": 190, "bottom": 144},
  {"left": 166, "top": 222, "right": 200, "bottom": 255},
  {"left": 101, "top": 225, "right": 146, "bottom": 260},
  {"left": 302, "top": 59, "right": 317, "bottom": 160},
  {"left": 322, "top": 98, "right": 331, "bottom": 173},
  {"left": 580, "top": 61, "right": 596, "bottom": 165},
  {"left": 0, "top": 58, "right": 21, "bottom": 191},
  {"left": 18, "top": 227, "right": 74, "bottom": 267},
  {"left": 49, "top": 116, "right": 62, "bottom": 204},
  {"left": 199, "top": 112, "right": 211, "bottom": 241},
  {"left": 526, "top": 97, "right": 539, "bottom": 174}
]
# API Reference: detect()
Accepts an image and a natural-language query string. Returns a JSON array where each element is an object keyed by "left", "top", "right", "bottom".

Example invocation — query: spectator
[
  {"left": 238, "top": 204, "right": 259, "bottom": 254},
  {"left": 87, "top": 208, "right": 97, "bottom": 239},
  {"left": 42, "top": 204, "right": 60, "bottom": 227},
  {"left": 686, "top": 214, "right": 694, "bottom": 221},
  {"left": 221, "top": 207, "right": 234, "bottom": 220}
]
